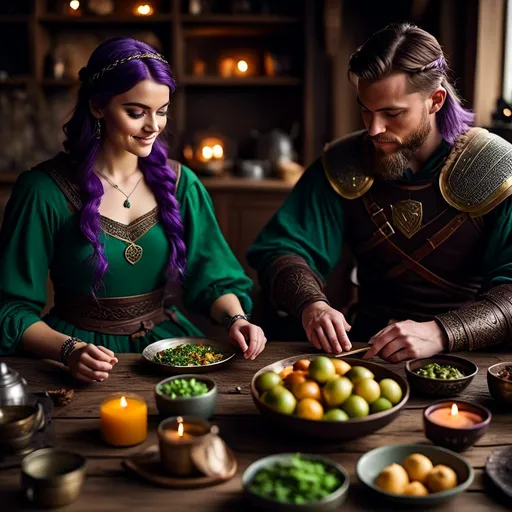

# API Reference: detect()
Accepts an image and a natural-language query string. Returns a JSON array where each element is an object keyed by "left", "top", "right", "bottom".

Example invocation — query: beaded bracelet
[
  {"left": 60, "top": 337, "right": 83, "bottom": 366},
  {"left": 224, "top": 314, "right": 249, "bottom": 332}
]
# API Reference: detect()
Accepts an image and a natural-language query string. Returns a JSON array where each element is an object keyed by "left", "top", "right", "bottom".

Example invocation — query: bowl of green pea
[
  {"left": 242, "top": 453, "right": 350, "bottom": 511},
  {"left": 155, "top": 375, "right": 217, "bottom": 420},
  {"left": 405, "top": 355, "right": 478, "bottom": 398}
]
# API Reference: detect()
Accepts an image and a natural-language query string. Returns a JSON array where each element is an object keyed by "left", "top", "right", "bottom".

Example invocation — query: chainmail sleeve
[
  {"left": 434, "top": 284, "right": 512, "bottom": 352},
  {"left": 264, "top": 254, "right": 329, "bottom": 318}
]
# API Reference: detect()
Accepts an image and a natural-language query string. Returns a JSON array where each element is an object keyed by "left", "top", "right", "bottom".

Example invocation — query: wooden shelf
[
  {"left": 180, "top": 14, "right": 300, "bottom": 24},
  {"left": 0, "top": 172, "right": 21, "bottom": 184},
  {"left": 200, "top": 176, "right": 294, "bottom": 191},
  {"left": 0, "top": 16, "right": 29, "bottom": 23},
  {"left": 38, "top": 14, "right": 172, "bottom": 24},
  {"left": 0, "top": 77, "right": 29, "bottom": 86},
  {"left": 181, "top": 76, "right": 302, "bottom": 86}
]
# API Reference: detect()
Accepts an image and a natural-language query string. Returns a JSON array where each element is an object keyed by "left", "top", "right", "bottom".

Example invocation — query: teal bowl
[
  {"left": 154, "top": 375, "right": 217, "bottom": 420},
  {"left": 356, "top": 444, "right": 474, "bottom": 507},
  {"left": 243, "top": 453, "right": 350, "bottom": 511}
]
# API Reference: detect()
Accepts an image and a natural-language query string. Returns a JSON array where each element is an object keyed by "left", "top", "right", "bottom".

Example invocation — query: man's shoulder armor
[
  {"left": 440, "top": 128, "right": 512, "bottom": 216},
  {"left": 322, "top": 131, "right": 374, "bottom": 199}
]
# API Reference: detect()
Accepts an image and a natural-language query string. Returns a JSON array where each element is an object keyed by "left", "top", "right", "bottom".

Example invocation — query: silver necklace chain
[{"left": 97, "top": 171, "right": 144, "bottom": 209}]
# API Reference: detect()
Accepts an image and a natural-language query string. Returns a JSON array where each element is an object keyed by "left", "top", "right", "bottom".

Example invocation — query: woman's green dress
[{"left": 0, "top": 158, "right": 252, "bottom": 354}]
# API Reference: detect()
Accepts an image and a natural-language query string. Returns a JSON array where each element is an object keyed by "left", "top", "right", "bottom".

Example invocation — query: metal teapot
[{"left": 0, "top": 362, "right": 29, "bottom": 406}]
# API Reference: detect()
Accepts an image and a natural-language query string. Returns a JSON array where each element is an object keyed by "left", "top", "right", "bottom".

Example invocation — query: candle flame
[
  {"left": 178, "top": 422, "right": 184, "bottom": 437},
  {"left": 136, "top": 4, "right": 153, "bottom": 16},
  {"left": 70, "top": 0, "right": 80, "bottom": 10},
  {"left": 120, "top": 396, "right": 128, "bottom": 408},
  {"left": 212, "top": 144, "right": 223, "bottom": 158},
  {"left": 237, "top": 60, "right": 248, "bottom": 73},
  {"left": 202, "top": 146, "right": 213, "bottom": 160},
  {"left": 451, "top": 403, "right": 458, "bottom": 416}
]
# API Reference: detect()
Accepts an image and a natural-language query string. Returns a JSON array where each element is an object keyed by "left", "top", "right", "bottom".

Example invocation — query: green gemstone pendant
[{"left": 123, "top": 199, "right": 131, "bottom": 208}]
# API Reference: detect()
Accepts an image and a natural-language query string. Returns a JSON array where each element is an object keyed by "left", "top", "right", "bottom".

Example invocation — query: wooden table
[{"left": 1, "top": 342, "right": 511, "bottom": 511}]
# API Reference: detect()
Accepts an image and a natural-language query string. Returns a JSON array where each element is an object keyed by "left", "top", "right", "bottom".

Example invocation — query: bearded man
[{"left": 247, "top": 22, "right": 512, "bottom": 362}]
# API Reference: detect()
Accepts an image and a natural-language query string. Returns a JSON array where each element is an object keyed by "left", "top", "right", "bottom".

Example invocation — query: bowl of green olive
[
  {"left": 155, "top": 375, "right": 217, "bottom": 420},
  {"left": 405, "top": 355, "right": 478, "bottom": 398}
]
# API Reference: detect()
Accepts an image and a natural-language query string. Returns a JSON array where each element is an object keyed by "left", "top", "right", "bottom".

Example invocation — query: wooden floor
[{"left": 1, "top": 342, "right": 511, "bottom": 511}]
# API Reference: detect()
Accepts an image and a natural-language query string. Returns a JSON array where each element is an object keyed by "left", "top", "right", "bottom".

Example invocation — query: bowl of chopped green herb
[
  {"left": 242, "top": 453, "right": 349, "bottom": 511},
  {"left": 142, "top": 337, "right": 235, "bottom": 374},
  {"left": 155, "top": 375, "right": 217, "bottom": 420},
  {"left": 405, "top": 355, "right": 477, "bottom": 397}
]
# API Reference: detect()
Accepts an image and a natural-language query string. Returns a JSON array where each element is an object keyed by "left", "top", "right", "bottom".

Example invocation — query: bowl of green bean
[
  {"left": 155, "top": 375, "right": 217, "bottom": 420},
  {"left": 242, "top": 453, "right": 350, "bottom": 511},
  {"left": 405, "top": 355, "right": 478, "bottom": 398}
]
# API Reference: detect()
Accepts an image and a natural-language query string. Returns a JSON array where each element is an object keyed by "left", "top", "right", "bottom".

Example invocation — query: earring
[{"left": 94, "top": 118, "right": 101, "bottom": 140}]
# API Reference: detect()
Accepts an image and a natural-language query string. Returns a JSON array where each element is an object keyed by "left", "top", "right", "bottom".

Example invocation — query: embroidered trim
[{"left": 100, "top": 208, "right": 158, "bottom": 242}]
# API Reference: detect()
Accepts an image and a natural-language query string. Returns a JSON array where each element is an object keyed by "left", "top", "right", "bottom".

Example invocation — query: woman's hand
[
  {"left": 67, "top": 343, "right": 119, "bottom": 383},
  {"left": 301, "top": 301, "right": 352, "bottom": 354},
  {"left": 229, "top": 319, "right": 267, "bottom": 360}
]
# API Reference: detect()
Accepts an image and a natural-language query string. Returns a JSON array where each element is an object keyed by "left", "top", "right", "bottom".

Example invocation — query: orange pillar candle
[
  {"left": 100, "top": 393, "right": 147, "bottom": 447},
  {"left": 428, "top": 403, "right": 483, "bottom": 428}
]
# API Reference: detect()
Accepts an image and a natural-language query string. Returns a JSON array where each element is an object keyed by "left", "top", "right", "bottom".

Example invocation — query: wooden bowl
[
  {"left": 250, "top": 355, "right": 409, "bottom": 441},
  {"left": 405, "top": 355, "right": 477, "bottom": 397},
  {"left": 487, "top": 362, "right": 512, "bottom": 404}
]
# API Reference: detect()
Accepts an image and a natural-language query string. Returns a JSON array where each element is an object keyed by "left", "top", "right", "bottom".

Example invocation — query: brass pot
[
  {"left": 21, "top": 448, "right": 87, "bottom": 508},
  {"left": 0, "top": 403, "right": 45, "bottom": 454}
]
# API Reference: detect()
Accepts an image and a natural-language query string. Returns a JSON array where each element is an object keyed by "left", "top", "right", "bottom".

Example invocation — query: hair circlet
[
  {"left": 418, "top": 55, "right": 446, "bottom": 73},
  {"left": 78, "top": 51, "right": 169, "bottom": 86}
]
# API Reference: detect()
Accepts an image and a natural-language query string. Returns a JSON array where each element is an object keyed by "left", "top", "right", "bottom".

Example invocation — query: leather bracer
[
  {"left": 435, "top": 284, "right": 512, "bottom": 352},
  {"left": 265, "top": 254, "right": 329, "bottom": 318}
]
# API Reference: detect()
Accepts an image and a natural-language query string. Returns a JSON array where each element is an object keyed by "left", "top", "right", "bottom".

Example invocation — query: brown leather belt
[{"left": 53, "top": 289, "right": 177, "bottom": 339}]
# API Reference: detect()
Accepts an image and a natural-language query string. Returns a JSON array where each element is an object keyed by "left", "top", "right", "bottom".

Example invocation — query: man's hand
[
  {"left": 363, "top": 320, "right": 448, "bottom": 363},
  {"left": 301, "top": 301, "right": 352, "bottom": 354}
]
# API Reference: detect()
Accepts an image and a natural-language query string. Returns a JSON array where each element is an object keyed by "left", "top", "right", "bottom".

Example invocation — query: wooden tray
[
  {"left": 123, "top": 444, "right": 237, "bottom": 489},
  {"left": 486, "top": 446, "right": 512, "bottom": 498}
]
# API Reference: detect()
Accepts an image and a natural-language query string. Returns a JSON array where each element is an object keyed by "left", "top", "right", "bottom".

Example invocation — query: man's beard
[{"left": 369, "top": 111, "right": 431, "bottom": 180}]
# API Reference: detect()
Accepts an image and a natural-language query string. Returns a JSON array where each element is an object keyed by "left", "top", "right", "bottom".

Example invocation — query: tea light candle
[
  {"left": 428, "top": 403, "right": 483, "bottom": 428},
  {"left": 100, "top": 393, "right": 147, "bottom": 447}
]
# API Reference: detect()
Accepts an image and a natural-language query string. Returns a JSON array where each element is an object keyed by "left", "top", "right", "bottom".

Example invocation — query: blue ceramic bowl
[{"left": 356, "top": 443, "right": 474, "bottom": 507}]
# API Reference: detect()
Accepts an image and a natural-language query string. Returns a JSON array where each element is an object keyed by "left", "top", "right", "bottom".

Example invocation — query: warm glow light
[
  {"left": 450, "top": 403, "right": 458, "bottom": 416},
  {"left": 120, "top": 396, "right": 128, "bottom": 408},
  {"left": 70, "top": 0, "right": 80, "bottom": 10},
  {"left": 136, "top": 4, "right": 153, "bottom": 16},
  {"left": 202, "top": 146, "right": 213, "bottom": 159},
  {"left": 177, "top": 422, "right": 184, "bottom": 437},
  {"left": 237, "top": 60, "right": 248, "bottom": 73},
  {"left": 504, "top": 108, "right": 512, "bottom": 117},
  {"left": 212, "top": 144, "right": 224, "bottom": 158}
]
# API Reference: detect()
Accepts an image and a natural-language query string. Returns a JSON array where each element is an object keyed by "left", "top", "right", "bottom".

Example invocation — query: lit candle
[
  {"left": 428, "top": 403, "right": 484, "bottom": 428},
  {"left": 100, "top": 393, "right": 147, "bottom": 447}
]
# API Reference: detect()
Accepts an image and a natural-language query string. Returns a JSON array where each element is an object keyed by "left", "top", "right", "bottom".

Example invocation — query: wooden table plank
[{"left": 1, "top": 342, "right": 511, "bottom": 510}]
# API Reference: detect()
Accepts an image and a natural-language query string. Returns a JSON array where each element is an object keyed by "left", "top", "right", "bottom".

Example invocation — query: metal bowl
[
  {"left": 405, "top": 355, "right": 478, "bottom": 397},
  {"left": 142, "top": 337, "right": 236, "bottom": 374},
  {"left": 250, "top": 355, "right": 409, "bottom": 441},
  {"left": 487, "top": 362, "right": 512, "bottom": 404},
  {"left": 243, "top": 453, "right": 350, "bottom": 511},
  {"left": 356, "top": 443, "right": 474, "bottom": 506},
  {"left": 155, "top": 375, "right": 218, "bottom": 419}
]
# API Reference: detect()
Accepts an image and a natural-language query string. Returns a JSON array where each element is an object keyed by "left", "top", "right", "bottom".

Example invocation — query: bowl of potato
[
  {"left": 356, "top": 443, "right": 474, "bottom": 506},
  {"left": 250, "top": 354, "right": 409, "bottom": 441}
]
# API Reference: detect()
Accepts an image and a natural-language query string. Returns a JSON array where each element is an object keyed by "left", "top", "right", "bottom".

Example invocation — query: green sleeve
[
  {"left": 482, "top": 196, "right": 512, "bottom": 288},
  {"left": 176, "top": 165, "right": 253, "bottom": 316},
  {"left": 0, "top": 171, "right": 60, "bottom": 354},
  {"left": 246, "top": 158, "right": 345, "bottom": 280}
]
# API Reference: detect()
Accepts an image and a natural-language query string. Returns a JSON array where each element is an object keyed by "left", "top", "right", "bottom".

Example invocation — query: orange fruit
[
  {"left": 293, "top": 380, "right": 322, "bottom": 401},
  {"left": 293, "top": 359, "right": 311, "bottom": 372},
  {"left": 295, "top": 398, "right": 324, "bottom": 420},
  {"left": 332, "top": 359, "right": 351, "bottom": 376},
  {"left": 279, "top": 366, "right": 294, "bottom": 379},
  {"left": 284, "top": 371, "right": 307, "bottom": 390}
]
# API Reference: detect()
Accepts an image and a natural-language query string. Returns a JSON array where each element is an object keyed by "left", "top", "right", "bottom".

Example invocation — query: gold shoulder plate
[
  {"left": 439, "top": 127, "right": 512, "bottom": 216},
  {"left": 322, "top": 131, "right": 374, "bottom": 199}
]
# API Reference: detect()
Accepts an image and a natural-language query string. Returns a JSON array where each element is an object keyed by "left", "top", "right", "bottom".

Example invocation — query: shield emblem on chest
[{"left": 391, "top": 200, "right": 423, "bottom": 238}]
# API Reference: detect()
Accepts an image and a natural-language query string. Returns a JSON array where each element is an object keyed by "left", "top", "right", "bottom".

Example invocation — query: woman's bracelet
[
  {"left": 60, "top": 337, "right": 84, "bottom": 366},
  {"left": 224, "top": 314, "right": 249, "bottom": 332}
]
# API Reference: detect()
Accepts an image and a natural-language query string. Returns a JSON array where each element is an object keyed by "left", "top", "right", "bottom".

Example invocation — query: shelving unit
[{"left": 0, "top": 0, "right": 316, "bottom": 171}]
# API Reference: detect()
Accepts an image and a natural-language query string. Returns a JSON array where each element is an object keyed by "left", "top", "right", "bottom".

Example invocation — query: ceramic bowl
[
  {"left": 21, "top": 448, "right": 87, "bottom": 508},
  {"left": 487, "top": 362, "right": 512, "bottom": 404},
  {"left": 250, "top": 355, "right": 409, "bottom": 441},
  {"left": 356, "top": 443, "right": 474, "bottom": 507},
  {"left": 243, "top": 453, "right": 350, "bottom": 511},
  {"left": 405, "top": 355, "right": 477, "bottom": 397},
  {"left": 155, "top": 375, "right": 217, "bottom": 420}
]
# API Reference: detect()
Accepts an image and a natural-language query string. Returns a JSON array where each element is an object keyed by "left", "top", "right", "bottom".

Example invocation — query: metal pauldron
[
  {"left": 435, "top": 284, "right": 512, "bottom": 351},
  {"left": 266, "top": 254, "right": 329, "bottom": 318}
]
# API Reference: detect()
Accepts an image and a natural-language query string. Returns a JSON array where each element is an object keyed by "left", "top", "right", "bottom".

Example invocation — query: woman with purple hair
[
  {"left": 248, "top": 22, "right": 512, "bottom": 361},
  {"left": 0, "top": 37, "right": 266, "bottom": 382}
]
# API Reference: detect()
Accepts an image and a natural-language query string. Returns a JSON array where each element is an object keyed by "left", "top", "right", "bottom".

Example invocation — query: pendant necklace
[{"left": 97, "top": 171, "right": 144, "bottom": 209}]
